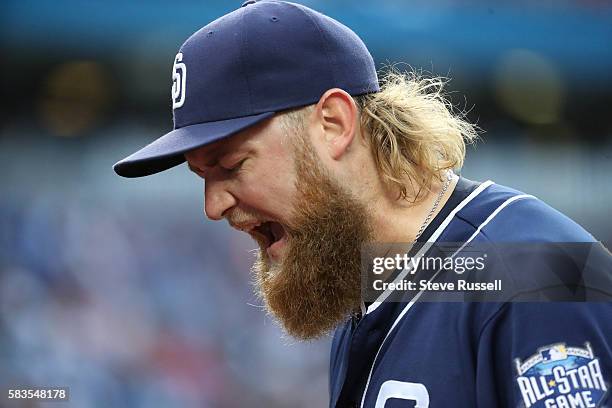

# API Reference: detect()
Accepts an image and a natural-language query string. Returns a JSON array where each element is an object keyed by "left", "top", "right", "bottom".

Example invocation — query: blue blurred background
[{"left": 1, "top": 1, "right": 611, "bottom": 407}]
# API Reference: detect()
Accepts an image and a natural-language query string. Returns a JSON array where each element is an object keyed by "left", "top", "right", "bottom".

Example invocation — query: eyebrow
[
  {"left": 186, "top": 143, "right": 246, "bottom": 174},
  {"left": 187, "top": 149, "right": 222, "bottom": 174}
]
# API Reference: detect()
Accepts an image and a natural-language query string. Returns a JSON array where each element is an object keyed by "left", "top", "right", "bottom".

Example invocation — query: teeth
[
  {"left": 238, "top": 221, "right": 262, "bottom": 233},
  {"left": 245, "top": 221, "right": 284, "bottom": 248},
  {"left": 252, "top": 223, "right": 270, "bottom": 243}
]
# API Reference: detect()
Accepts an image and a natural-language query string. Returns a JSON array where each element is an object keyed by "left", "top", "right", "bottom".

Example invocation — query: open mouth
[
  {"left": 252, "top": 221, "right": 287, "bottom": 251},
  {"left": 230, "top": 218, "right": 289, "bottom": 259}
]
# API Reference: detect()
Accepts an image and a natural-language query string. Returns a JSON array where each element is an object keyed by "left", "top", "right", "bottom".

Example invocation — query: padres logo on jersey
[
  {"left": 515, "top": 343, "right": 607, "bottom": 408},
  {"left": 172, "top": 52, "right": 187, "bottom": 109}
]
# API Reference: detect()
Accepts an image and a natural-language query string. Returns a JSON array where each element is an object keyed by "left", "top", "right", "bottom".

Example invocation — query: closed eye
[{"left": 221, "top": 158, "right": 247, "bottom": 173}]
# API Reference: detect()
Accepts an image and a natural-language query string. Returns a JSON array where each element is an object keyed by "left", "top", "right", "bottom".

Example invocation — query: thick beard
[{"left": 252, "top": 139, "right": 372, "bottom": 341}]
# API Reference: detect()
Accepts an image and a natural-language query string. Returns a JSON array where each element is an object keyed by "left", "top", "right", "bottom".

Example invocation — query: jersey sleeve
[{"left": 476, "top": 302, "right": 612, "bottom": 408}]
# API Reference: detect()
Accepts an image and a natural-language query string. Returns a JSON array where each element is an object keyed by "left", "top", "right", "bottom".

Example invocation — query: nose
[{"left": 204, "top": 178, "right": 237, "bottom": 221}]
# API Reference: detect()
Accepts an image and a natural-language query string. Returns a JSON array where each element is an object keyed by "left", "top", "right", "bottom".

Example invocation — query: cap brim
[{"left": 113, "top": 111, "right": 275, "bottom": 178}]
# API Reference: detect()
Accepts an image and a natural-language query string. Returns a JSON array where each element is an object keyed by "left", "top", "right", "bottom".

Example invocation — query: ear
[{"left": 314, "top": 88, "right": 358, "bottom": 160}]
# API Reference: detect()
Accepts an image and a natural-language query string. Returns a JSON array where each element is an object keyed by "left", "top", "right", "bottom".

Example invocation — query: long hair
[
  {"left": 355, "top": 69, "right": 479, "bottom": 202},
  {"left": 280, "top": 69, "right": 479, "bottom": 203}
]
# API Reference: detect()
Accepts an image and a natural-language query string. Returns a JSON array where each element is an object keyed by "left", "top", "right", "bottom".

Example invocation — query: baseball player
[{"left": 114, "top": 1, "right": 612, "bottom": 407}]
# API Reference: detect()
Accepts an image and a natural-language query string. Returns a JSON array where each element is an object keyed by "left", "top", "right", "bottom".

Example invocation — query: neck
[{"left": 368, "top": 172, "right": 458, "bottom": 244}]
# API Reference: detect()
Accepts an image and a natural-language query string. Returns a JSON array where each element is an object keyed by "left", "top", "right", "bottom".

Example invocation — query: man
[{"left": 114, "top": 1, "right": 612, "bottom": 407}]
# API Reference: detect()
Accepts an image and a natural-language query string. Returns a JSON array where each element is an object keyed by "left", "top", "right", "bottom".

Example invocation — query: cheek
[{"left": 240, "top": 162, "right": 297, "bottom": 219}]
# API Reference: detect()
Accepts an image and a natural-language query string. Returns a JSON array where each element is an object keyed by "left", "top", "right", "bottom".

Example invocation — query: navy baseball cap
[{"left": 114, "top": 0, "right": 379, "bottom": 178}]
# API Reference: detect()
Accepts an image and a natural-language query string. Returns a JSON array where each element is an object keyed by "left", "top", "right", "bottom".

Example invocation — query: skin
[
  {"left": 185, "top": 114, "right": 298, "bottom": 262},
  {"left": 184, "top": 88, "right": 458, "bottom": 339}
]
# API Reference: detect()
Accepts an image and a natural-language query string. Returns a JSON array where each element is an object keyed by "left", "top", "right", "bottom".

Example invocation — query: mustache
[{"left": 225, "top": 208, "right": 266, "bottom": 230}]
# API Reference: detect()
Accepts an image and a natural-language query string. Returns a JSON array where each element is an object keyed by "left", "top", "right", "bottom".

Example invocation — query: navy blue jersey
[{"left": 330, "top": 178, "right": 612, "bottom": 408}]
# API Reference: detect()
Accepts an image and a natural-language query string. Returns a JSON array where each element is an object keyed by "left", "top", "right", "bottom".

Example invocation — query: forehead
[{"left": 184, "top": 116, "right": 279, "bottom": 164}]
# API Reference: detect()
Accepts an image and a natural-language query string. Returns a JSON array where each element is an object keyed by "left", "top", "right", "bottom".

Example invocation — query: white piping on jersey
[
  {"left": 359, "top": 191, "right": 536, "bottom": 408},
  {"left": 365, "top": 179, "right": 495, "bottom": 315}
]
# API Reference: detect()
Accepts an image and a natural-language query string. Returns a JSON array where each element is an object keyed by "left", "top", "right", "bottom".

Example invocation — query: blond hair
[
  {"left": 281, "top": 69, "right": 479, "bottom": 202},
  {"left": 355, "top": 70, "right": 478, "bottom": 202}
]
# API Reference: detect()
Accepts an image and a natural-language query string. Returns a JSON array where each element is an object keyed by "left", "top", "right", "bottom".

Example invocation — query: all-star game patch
[{"left": 515, "top": 343, "right": 608, "bottom": 407}]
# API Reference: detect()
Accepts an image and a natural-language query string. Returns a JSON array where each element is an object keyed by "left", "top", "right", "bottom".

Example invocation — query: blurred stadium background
[{"left": 1, "top": 0, "right": 611, "bottom": 407}]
